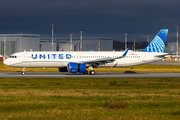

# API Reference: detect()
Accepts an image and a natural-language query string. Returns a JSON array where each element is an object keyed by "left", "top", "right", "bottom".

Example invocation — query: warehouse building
[
  {"left": 0, "top": 34, "right": 40, "bottom": 56},
  {"left": 164, "top": 42, "right": 180, "bottom": 55},
  {"left": 0, "top": 34, "right": 113, "bottom": 56},
  {"left": 40, "top": 37, "right": 113, "bottom": 51},
  {"left": 39, "top": 38, "right": 57, "bottom": 51},
  {"left": 56, "top": 37, "right": 112, "bottom": 51}
]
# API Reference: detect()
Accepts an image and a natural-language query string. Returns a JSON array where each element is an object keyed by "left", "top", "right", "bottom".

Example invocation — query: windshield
[{"left": 9, "top": 56, "right": 17, "bottom": 58}]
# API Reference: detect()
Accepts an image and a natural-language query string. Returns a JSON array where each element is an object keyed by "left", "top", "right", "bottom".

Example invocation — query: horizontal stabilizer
[{"left": 154, "top": 53, "right": 169, "bottom": 58}]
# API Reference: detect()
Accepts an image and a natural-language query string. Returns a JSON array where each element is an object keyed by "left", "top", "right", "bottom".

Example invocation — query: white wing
[{"left": 79, "top": 48, "right": 129, "bottom": 68}]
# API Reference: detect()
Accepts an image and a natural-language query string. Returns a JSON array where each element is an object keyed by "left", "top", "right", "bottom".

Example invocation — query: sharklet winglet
[{"left": 123, "top": 47, "right": 130, "bottom": 57}]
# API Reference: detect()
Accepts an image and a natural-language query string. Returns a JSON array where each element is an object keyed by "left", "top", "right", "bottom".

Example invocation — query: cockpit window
[{"left": 9, "top": 56, "right": 17, "bottom": 58}]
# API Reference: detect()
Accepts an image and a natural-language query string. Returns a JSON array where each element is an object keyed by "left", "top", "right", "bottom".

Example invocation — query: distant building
[
  {"left": 0, "top": 34, "right": 40, "bottom": 56},
  {"left": 164, "top": 42, "right": 180, "bottom": 55},
  {"left": 40, "top": 37, "right": 113, "bottom": 51},
  {"left": 0, "top": 34, "right": 113, "bottom": 56},
  {"left": 39, "top": 38, "right": 57, "bottom": 51},
  {"left": 57, "top": 37, "right": 112, "bottom": 51}
]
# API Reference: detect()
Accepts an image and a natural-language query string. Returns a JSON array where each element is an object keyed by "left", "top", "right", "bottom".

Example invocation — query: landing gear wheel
[
  {"left": 83, "top": 70, "right": 88, "bottom": 75},
  {"left": 21, "top": 72, "right": 25, "bottom": 75},
  {"left": 21, "top": 67, "right": 25, "bottom": 75},
  {"left": 89, "top": 70, "right": 95, "bottom": 75}
]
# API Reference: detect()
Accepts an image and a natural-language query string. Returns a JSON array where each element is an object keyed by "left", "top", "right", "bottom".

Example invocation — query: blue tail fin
[{"left": 142, "top": 29, "right": 168, "bottom": 53}]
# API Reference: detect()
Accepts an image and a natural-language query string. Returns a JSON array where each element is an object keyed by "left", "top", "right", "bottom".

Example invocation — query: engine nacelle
[
  {"left": 58, "top": 67, "right": 68, "bottom": 72},
  {"left": 67, "top": 62, "right": 86, "bottom": 73}
]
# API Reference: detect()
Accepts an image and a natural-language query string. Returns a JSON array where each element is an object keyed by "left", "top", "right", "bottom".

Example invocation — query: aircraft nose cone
[{"left": 3, "top": 59, "right": 9, "bottom": 66}]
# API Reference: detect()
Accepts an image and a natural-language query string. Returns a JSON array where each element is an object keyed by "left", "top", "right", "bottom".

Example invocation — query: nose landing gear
[{"left": 21, "top": 67, "right": 25, "bottom": 75}]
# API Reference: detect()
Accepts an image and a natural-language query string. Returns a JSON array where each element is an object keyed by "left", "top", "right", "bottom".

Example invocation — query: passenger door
[{"left": 22, "top": 52, "right": 27, "bottom": 62}]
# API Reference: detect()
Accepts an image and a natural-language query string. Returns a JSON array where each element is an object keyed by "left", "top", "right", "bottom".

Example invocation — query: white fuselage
[{"left": 3, "top": 50, "right": 167, "bottom": 68}]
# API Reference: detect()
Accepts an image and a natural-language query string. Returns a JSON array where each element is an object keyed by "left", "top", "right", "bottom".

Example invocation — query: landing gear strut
[
  {"left": 21, "top": 67, "right": 25, "bottom": 75},
  {"left": 89, "top": 67, "right": 95, "bottom": 75}
]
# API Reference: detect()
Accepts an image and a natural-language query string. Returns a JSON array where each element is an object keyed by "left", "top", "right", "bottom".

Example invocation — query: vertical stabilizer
[{"left": 142, "top": 29, "right": 168, "bottom": 53}]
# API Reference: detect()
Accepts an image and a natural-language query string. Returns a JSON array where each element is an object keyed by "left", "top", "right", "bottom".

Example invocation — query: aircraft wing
[{"left": 80, "top": 48, "right": 129, "bottom": 68}]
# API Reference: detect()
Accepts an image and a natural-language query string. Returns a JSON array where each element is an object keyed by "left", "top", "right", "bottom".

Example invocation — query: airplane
[{"left": 3, "top": 29, "right": 169, "bottom": 75}]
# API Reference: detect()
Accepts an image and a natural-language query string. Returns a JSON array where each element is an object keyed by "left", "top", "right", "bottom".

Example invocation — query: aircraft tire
[
  {"left": 89, "top": 70, "right": 95, "bottom": 75},
  {"left": 21, "top": 72, "right": 25, "bottom": 75}
]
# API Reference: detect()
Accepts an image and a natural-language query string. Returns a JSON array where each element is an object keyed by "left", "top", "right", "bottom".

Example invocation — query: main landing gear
[
  {"left": 83, "top": 70, "right": 95, "bottom": 75},
  {"left": 89, "top": 70, "right": 95, "bottom": 75},
  {"left": 21, "top": 67, "right": 25, "bottom": 75},
  {"left": 88, "top": 67, "right": 95, "bottom": 75}
]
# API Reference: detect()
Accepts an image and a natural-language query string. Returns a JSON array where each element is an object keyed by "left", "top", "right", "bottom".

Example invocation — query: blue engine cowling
[{"left": 67, "top": 62, "right": 86, "bottom": 73}]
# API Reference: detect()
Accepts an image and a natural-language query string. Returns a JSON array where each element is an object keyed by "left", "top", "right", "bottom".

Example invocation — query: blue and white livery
[
  {"left": 142, "top": 29, "right": 168, "bottom": 52},
  {"left": 3, "top": 29, "right": 169, "bottom": 75}
]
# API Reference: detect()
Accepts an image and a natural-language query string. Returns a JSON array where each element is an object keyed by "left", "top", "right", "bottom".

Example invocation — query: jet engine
[{"left": 67, "top": 62, "right": 86, "bottom": 73}]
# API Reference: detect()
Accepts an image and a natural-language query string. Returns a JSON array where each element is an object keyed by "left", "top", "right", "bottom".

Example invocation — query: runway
[{"left": 0, "top": 72, "right": 180, "bottom": 78}]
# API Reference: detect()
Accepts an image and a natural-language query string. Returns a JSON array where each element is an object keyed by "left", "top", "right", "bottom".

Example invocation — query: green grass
[
  {"left": 0, "top": 77, "right": 180, "bottom": 119},
  {"left": 1, "top": 61, "right": 180, "bottom": 73}
]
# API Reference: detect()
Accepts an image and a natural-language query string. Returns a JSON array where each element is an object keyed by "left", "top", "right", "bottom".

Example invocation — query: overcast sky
[{"left": 1, "top": 0, "right": 180, "bottom": 41}]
